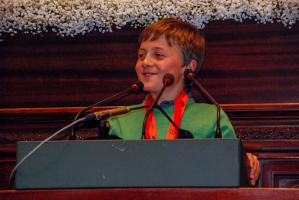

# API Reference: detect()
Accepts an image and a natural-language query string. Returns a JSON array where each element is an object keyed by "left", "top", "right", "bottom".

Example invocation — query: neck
[{"left": 151, "top": 88, "right": 185, "bottom": 105}]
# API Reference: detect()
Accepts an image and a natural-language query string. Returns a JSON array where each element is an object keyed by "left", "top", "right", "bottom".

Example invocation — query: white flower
[{"left": 0, "top": 0, "right": 298, "bottom": 40}]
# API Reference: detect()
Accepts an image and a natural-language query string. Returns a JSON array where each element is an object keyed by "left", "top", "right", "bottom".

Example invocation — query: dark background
[{"left": 1, "top": 19, "right": 299, "bottom": 108}]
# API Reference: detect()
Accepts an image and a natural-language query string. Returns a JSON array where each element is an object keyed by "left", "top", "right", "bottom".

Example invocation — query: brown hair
[{"left": 139, "top": 18, "right": 205, "bottom": 82}]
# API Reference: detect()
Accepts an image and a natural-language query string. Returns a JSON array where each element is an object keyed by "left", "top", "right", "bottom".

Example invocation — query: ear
[{"left": 186, "top": 59, "right": 197, "bottom": 71}]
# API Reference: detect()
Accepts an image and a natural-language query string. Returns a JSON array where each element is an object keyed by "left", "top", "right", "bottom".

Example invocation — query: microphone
[
  {"left": 141, "top": 73, "right": 174, "bottom": 139},
  {"left": 85, "top": 107, "right": 130, "bottom": 121},
  {"left": 131, "top": 81, "right": 144, "bottom": 92},
  {"left": 70, "top": 81, "right": 143, "bottom": 140},
  {"left": 163, "top": 73, "right": 174, "bottom": 86},
  {"left": 184, "top": 69, "right": 222, "bottom": 138}
]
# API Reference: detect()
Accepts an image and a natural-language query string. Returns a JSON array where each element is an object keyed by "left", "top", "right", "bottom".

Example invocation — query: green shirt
[{"left": 108, "top": 98, "right": 236, "bottom": 139}]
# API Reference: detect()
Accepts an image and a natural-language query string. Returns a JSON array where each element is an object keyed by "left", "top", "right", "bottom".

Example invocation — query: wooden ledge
[
  {"left": 1, "top": 188, "right": 299, "bottom": 200},
  {"left": 1, "top": 103, "right": 299, "bottom": 114}
]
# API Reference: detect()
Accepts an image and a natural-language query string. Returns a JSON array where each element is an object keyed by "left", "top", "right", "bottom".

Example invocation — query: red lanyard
[{"left": 144, "top": 90, "right": 189, "bottom": 139}]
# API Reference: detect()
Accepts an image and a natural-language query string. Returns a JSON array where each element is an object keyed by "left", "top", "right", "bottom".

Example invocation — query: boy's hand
[{"left": 246, "top": 153, "right": 260, "bottom": 186}]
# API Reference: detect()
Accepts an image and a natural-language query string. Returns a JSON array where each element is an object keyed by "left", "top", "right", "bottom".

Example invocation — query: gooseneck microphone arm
[
  {"left": 184, "top": 69, "right": 222, "bottom": 138},
  {"left": 70, "top": 81, "right": 143, "bottom": 140},
  {"left": 141, "top": 73, "right": 174, "bottom": 139},
  {"left": 9, "top": 117, "right": 87, "bottom": 189}
]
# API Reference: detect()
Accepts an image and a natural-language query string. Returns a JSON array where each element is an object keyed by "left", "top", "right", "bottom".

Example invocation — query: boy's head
[{"left": 139, "top": 18, "right": 205, "bottom": 87}]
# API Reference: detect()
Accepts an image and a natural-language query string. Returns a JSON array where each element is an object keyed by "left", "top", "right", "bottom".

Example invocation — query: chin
[{"left": 143, "top": 84, "right": 161, "bottom": 94}]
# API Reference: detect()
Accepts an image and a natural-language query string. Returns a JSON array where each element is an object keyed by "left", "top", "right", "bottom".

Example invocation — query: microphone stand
[
  {"left": 141, "top": 84, "right": 167, "bottom": 139},
  {"left": 184, "top": 69, "right": 222, "bottom": 138},
  {"left": 70, "top": 81, "right": 143, "bottom": 140},
  {"left": 141, "top": 74, "right": 174, "bottom": 139}
]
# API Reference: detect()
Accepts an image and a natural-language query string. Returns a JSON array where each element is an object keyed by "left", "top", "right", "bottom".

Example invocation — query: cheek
[
  {"left": 135, "top": 63, "right": 143, "bottom": 80},
  {"left": 135, "top": 62, "right": 140, "bottom": 73}
]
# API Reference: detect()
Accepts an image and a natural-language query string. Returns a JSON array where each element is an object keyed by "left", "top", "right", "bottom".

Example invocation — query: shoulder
[
  {"left": 186, "top": 99, "right": 217, "bottom": 114},
  {"left": 184, "top": 98, "right": 236, "bottom": 138}
]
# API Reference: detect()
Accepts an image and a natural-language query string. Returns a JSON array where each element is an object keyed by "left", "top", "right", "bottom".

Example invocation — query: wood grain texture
[
  {"left": 2, "top": 188, "right": 299, "bottom": 200},
  {"left": 1, "top": 103, "right": 299, "bottom": 144},
  {"left": 1, "top": 20, "right": 298, "bottom": 108},
  {"left": 199, "top": 20, "right": 299, "bottom": 104}
]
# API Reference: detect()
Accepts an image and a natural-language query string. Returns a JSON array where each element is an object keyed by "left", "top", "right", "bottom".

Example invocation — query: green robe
[{"left": 108, "top": 98, "right": 236, "bottom": 139}]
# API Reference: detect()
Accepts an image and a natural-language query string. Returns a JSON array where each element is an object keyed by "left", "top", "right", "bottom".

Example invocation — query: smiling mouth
[{"left": 143, "top": 72, "right": 157, "bottom": 76}]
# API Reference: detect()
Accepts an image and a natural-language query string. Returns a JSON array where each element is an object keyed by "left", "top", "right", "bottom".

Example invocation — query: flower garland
[{"left": 0, "top": 0, "right": 298, "bottom": 40}]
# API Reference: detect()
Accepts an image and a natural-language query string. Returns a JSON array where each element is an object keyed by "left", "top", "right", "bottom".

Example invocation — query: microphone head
[
  {"left": 132, "top": 81, "right": 144, "bottom": 92},
  {"left": 178, "top": 129, "right": 194, "bottom": 139},
  {"left": 163, "top": 73, "right": 174, "bottom": 86},
  {"left": 184, "top": 69, "right": 194, "bottom": 80}
]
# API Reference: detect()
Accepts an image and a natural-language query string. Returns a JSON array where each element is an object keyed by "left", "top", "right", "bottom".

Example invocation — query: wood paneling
[
  {"left": 243, "top": 140, "right": 299, "bottom": 188},
  {"left": 1, "top": 20, "right": 299, "bottom": 109},
  {"left": 1, "top": 104, "right": 299, "bottom": 189},
  {"left": 1, "top": 103, "right": 299, "bottom": 144},
  {"left": 0, "top": 26, "right": 143, "bottom": 108}
]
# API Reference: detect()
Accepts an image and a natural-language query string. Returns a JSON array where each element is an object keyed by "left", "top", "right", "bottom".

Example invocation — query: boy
[{"left": 108, "top": 18, "right": 259, "bottom": 185}]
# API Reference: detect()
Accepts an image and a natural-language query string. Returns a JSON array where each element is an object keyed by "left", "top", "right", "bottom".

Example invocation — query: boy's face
[{"left": 135, "top": 35, "right": 186, "bottom": 98}]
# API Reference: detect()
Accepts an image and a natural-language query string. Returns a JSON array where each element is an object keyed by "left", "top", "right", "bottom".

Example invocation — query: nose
[{"left": 142, "top": 54, "right": 154, "bottom": 68}]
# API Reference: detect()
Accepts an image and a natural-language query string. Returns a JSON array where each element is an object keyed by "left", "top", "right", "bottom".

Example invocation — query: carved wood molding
[
  {"left": 235, "top": 127, "right": 299, "bottom": 140},
  {"left": 259, "top": 161, "right": 299, "bottom": 188},
  {"left": 1, "top": 103, "right": 299, "bottom": 144}
]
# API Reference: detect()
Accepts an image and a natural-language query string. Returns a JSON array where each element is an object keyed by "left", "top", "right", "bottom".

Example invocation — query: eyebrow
[{"left": 138, "top": 47, "right": 165, "bottom": 51}]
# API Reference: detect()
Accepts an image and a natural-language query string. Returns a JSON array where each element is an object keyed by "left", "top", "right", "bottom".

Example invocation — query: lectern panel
[{"left": 15, "top": 139, "right": 250, "bottom": 189}]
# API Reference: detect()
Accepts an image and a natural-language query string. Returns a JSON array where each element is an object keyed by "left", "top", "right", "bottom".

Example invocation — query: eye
[
  {"left": 138, "top": 52, "right": 146, "bottom": 60},
  {"left": 154, "top": 52, "right": 165, "bottom": 59}
]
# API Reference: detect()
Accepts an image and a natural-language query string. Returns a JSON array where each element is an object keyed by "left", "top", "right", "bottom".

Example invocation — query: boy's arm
[{"left": 220, "top": 109, "right": 260, "bottom": 186}]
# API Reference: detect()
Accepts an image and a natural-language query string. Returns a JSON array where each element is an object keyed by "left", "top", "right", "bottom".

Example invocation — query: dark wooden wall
[
  {"left": 1, "top": 19, "right": 299, "bottom": 109},
  {"left": 1, "top": 19, "right": 299, "bottom": 190}
]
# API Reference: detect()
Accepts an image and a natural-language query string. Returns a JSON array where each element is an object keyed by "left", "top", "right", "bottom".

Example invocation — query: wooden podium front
[{"left": 1, "top": 188, "right": 299, "bottom": 200}]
